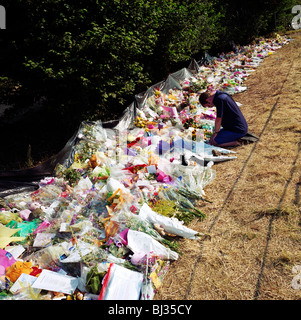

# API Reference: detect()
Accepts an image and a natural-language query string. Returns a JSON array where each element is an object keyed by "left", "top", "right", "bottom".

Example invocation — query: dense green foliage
[
  {"left": 0, "top": 0, "right": 221, "bottom": 122},
  {"left": 213, "top": 0, "right": 301, "bottom": 51},
  {"left": 0, "top": 0, "right": 299, "bottom": 119},
  {"left": 0, "top": 0, "right": 299, "bottom": 169}
]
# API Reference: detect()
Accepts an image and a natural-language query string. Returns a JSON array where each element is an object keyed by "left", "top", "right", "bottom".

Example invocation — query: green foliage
[
  {"left": 0, "top": 0, "right": 222, "bottom": 122},
  {"left": 0, "top": 0, "right": 297, "bottom": 126},
  {"left": 57, "top": 166, "right": 82, "bottom": 186},
  {"left": 146, "top": 0, "right": 222, "bottom": 74},
  {"left": 86, "top": 266, "right": 106, "bottom": 294},
  {"left": 212, "top": 0, "right": 300, "bottom": 51}
]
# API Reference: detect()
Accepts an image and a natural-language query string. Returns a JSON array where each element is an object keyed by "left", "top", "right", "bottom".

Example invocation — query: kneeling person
[{"left": 199, "top": 90, "right": 248, "bottom": 147}]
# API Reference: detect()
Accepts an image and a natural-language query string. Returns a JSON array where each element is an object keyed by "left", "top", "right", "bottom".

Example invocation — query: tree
[
  {"left": 145, "top": 0, "right": 223, "bottom": 79},
  {"left": 0, "top": 0, "right": 222, "bottom": 122},
  {"left": 213, "top": 0, "right": 300, "bottom": 52},
  {"left": 0, "top": 0, "right": 295, "bottom": 125}
]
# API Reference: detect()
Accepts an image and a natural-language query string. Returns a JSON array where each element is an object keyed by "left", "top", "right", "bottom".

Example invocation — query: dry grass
[{"left": 155, "top": 32, "right": 301, "bottom": 300}]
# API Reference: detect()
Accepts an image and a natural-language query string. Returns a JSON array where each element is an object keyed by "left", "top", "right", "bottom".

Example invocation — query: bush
[
  {"left": 212, "top": 0, "right": 301, "bottom": 52},
  {"left": 0, "top": 1, "right": 222, "bottom": 122}
]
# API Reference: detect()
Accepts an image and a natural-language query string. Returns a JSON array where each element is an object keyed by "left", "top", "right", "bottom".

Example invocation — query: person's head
[{"left": 199, "top": 90, "right": 214, "bottom": 107}]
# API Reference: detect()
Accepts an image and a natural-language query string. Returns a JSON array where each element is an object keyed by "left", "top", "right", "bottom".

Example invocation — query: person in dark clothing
[{"left": 199, "top": 90, "right": 248, "bottom": 147}]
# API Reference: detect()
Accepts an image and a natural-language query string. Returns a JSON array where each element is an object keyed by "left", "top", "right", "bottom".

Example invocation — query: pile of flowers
[
  {"left": 0, "top": 118, "right": 215, "bottom": 300},
  {"left": 0, "top": 33, "right": 290, "bottom": 300}
]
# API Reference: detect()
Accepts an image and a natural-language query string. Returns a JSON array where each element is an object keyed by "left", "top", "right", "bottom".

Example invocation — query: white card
[
  {"left": 146, "top": 165, "right": 157, "bottom": 174},
  {"left": 10, "top": 273, "right": 39, "bottom": 294},
  {"left": 5, "top": 245, "right": 25, "bottom": 259},
  {"left": 32, "top": 269, "right": 78, "bottom": 294}
]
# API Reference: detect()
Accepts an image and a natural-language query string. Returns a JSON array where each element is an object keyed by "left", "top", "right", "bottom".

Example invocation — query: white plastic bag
[
  {"left": 106, "top": 177, "right": 127, "bottom": 194},
  {"left": 139, "top": 203, "right": 200, "bottom": 239},
  {"left": 127, "top": 229, "right": 178, "bottom": 260}
]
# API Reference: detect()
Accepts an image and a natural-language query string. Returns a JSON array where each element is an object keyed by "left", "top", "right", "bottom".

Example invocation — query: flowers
[{"left": 189, "top": 78, "right": 208, "bottom": 92}]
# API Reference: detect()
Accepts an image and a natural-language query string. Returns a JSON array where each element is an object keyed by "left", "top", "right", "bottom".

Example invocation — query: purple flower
[{"left": 115, "top": 241, "right": 123, "bottom": 248}]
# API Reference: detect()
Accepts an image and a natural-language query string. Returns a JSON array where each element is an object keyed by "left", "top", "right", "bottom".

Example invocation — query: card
[
  {"left": 146, "top": 165, "right": 157, "bottom": 174},
  {"left": 10, "top": 273, "right": 39, "bottom": 294},
  {"left": 32, "top": 269, "right": 78, "bottom": 294}
]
